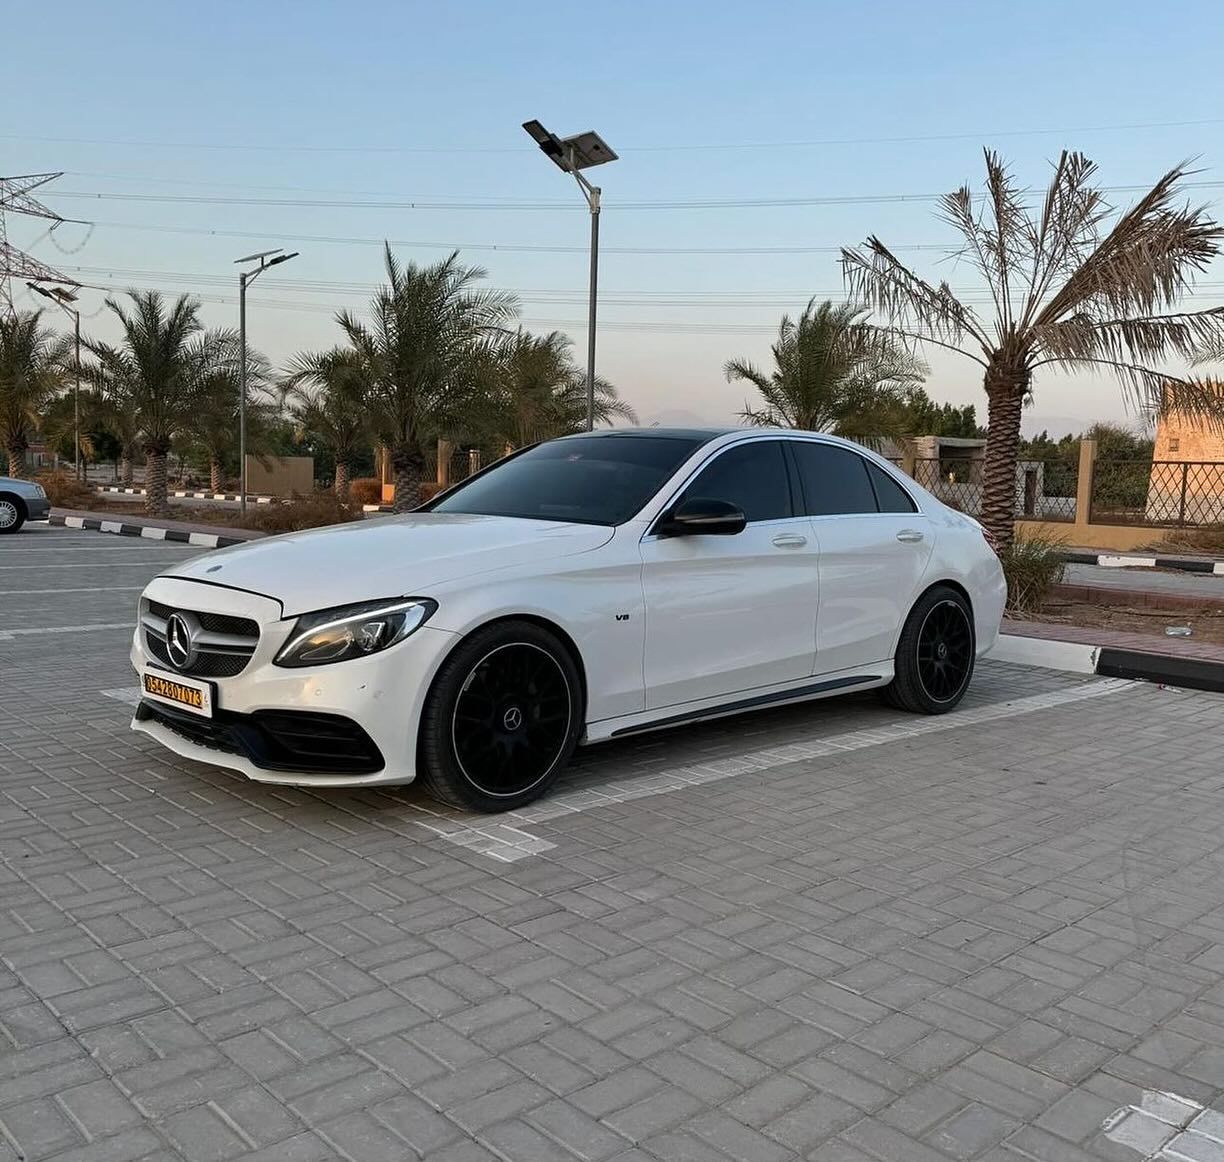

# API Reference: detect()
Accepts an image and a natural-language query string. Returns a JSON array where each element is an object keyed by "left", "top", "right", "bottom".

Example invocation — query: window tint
[
  {"left": 867, "top": 461, "right": 917, "bottom": 513},
  {"left": 430, "top": 435, "right": 702, "bottom": 525},
  {"left": 679, "top": 441, "right": 792, "bottom": 523},
  {"left": 791, "top": 443, "right": 877, "bottom": 516}
]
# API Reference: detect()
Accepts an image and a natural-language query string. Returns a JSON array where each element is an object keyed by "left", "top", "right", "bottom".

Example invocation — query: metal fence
[
  {"left": 902, "top": 457, "right": 1077, "bottom": 522},
  {"left": 1092, "top": 459, "right": 1224, "bottom": 527}
]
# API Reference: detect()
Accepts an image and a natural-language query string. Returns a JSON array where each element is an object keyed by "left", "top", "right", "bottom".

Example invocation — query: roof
[{"left": 559, "top": 427, "right": 736, "bottom": 442}]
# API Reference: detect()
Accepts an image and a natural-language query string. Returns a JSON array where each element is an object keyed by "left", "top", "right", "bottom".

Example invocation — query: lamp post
[
  {"left": 28, "top": 282, "right": 83, "bottom": 479},
  {"left": 522, "top": 120, "right": 618, "bottom": 432},
  {"left": 234, "top": 249, "right": 298, "bottom": 514}
]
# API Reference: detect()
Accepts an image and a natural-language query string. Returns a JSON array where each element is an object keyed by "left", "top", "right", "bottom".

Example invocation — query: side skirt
[{"left": 588, "top": 673, "right": 887, "bottom": 743}]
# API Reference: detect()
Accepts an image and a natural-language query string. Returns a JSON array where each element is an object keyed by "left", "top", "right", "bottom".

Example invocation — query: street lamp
[
  {"left": 28, "top": 281, "right": 83, "bottom": 480},
  {"left": 234, "top": 249, "right": 298, "bottom": 514},
  {"left": 522, "top": 119, "right": 618, "bottom": 432}
]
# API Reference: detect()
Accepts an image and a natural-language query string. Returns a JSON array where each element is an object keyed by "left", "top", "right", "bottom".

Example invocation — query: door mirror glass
[{"left": 660, "top": 497, "right": 747, "bottom": 536}]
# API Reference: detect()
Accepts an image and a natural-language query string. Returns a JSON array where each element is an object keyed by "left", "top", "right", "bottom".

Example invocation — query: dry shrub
[
  {"left": 999, "top": 530, "right": 1066, "bottom": 616},
  {"left": 34, "top": 470, "right": 96, "bottom": 508},
  {"left": 1144, "top": 528, "right": 1224, "bottom": 556},
  {"left": 348, "top": 477, "right": 382, "bottom": 505},
  {"left": 235, "top": 491, "right": 365, "bottom": 534}
]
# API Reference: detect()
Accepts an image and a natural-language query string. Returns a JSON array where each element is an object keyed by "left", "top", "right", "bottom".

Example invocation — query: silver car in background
[{"left": 0, "top": 477, "right": 51, "bottom": 534}]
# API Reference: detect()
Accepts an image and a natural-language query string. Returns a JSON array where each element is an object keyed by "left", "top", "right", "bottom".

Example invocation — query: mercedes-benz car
[
  {"left": 129, "top": 429, "right": 1006, "bottom": 812},
  {"left": 0, "top": 476, "right": 50, "bottom": 534}
]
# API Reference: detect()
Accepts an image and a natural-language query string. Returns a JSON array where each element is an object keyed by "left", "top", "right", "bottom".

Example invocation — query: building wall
[{"left": 1146, "top": 407, "right": 1224, "bottom": 523}]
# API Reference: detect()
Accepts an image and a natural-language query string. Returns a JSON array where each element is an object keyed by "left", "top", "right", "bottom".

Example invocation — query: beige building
[{"left": 1146, "top": 394, "right": 1224, "bottom": 523}]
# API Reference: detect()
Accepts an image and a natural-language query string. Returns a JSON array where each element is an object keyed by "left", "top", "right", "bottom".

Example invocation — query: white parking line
[
  {"left": 1, "top": 623, "right": 132, "bottom": 641},
  {"left": 0, "top": 558, "right": 172, "bottom": 565},
  {"left": 106, "top": 674, "right": 1133, "bottom": 863},
  {"left": 2, "top": 586, "right": 145, "bottom": 595}
]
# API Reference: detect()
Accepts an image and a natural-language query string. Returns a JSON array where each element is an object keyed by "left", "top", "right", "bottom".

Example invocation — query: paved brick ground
[{"left": 5, "top": 524, "right": 1224, "bottom": 1161}]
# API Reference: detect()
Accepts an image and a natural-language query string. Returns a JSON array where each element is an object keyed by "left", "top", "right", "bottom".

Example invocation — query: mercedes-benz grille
[{"left": 142, "top": 598, "right": 260, "bottom": 678}]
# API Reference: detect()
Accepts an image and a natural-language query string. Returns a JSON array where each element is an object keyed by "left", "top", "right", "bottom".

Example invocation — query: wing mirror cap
[{"left": 659, "top": 497, "right": 747, "bottom": 536}]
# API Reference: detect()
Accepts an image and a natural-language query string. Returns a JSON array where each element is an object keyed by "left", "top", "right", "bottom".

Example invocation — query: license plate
[{"left": 141, "top": 669, "right": 214, "bottom": 718}]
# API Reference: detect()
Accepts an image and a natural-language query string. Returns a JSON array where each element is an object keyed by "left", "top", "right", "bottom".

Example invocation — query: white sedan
[{"left": 130, "top": 429, "right": 1006, "bottom": 812}]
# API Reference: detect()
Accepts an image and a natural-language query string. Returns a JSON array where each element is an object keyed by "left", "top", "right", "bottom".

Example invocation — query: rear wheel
[
  {"left": 418, "top": 620, "right": 582, "bottom": 812},
  {"left": 882, "top": 585, "right": 975, "bottom": 714},
  {"left": 0, "top": 494, "right": 25, "bottom": 535}
]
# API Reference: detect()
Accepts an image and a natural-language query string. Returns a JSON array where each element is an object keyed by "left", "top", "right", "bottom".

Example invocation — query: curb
[
  {"left": 1061, "top": 549, "right": 1224, "bottom": 575},
  {"left": 96, "top": 486, "right": 276, "bottom": 504},
  {"left": 50, "top": 513, "right": 254, "bottom": 549},
  {"left": 991, "top": 630, "right": 1224, "bottom": 694}
]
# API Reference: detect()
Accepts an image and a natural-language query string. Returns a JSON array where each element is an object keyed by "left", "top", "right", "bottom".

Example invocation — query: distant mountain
[{"left": 637, "top": 408, "right": 730, "bottom": 429}]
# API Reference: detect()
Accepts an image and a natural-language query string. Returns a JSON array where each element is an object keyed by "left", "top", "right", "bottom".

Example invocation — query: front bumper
[
  {"left": 25, "top": 497, "right": 50, "bottom": 521},
  {"left": 130, "top": 576, "right": 457, "bottom": 787}
]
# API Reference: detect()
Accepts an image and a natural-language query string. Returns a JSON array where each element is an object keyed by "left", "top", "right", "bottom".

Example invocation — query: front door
[{"left": 640, "top": 440, "right": 819, "bottom": 709}]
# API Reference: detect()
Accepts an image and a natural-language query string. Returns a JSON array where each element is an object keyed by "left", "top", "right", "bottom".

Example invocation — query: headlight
[
  {"left": 33, "top": 484, "right": 46, "bottom": 498},
  {"left": 274, "top": 597, "right": 436, "bottom": 668}
]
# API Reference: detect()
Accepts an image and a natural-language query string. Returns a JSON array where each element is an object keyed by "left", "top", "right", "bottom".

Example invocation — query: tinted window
[
  {"left": 429, "top": 435, "right": 702, "bottom": 525},
  {"left": 791, "top": 443, "right": 877, "bottom": 516},
  {"left": 867, "top": 461, "right": 917, "bottom": 513},
  {"left": 679, "top": 441, "right": 792, "bottom": 523}
]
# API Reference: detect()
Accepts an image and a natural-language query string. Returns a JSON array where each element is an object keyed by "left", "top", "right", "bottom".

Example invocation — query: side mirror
[{"left": 659, "top": 497, "right": 747, "bottom": 537}]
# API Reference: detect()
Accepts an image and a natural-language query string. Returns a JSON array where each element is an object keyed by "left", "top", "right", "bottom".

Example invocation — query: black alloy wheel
[
  {"left": 881, "top": 585, "right": 976, "bottom": 715},
  {"left": 916, "top": 599, "right": 974, "bottom": 704},
  {"left": 419, "top": 620, "right": 582, "bottom": 812}
]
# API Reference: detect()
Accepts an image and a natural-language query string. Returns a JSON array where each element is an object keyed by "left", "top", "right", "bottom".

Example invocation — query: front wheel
[
  {"left": 418, "top": 620, "right": 583, "bottom": 812},
  {"left": 0, "top": 494, "right": 26, "bottom": 535},
  {"left": 882, "top": 586, "right": 975, "bottom": 714}
]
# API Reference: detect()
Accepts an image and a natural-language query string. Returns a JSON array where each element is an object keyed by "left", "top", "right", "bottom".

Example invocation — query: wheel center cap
[
  {"left": 502, "top": 706, "right": 523, "bottom": 731},
  {"left": 936, "top": 641, "right": 948, "bottom": 660}
]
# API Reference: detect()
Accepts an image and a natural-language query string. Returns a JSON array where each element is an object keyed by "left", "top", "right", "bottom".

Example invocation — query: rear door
[
  {"left": 788, "top": 441, "right": 933, "bottom": 675},
  {"left": 640, "top": 439, "right": 820, "bottom": 709}
]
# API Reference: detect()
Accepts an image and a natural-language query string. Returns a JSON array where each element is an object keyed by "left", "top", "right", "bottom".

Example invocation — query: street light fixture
[
  {"left": 522, "top": 119, "right": 618, "bottom": 432},
  {"left": 28, "top": 281, "right": 84, "bottom": 480},
  {"left": 234, "top": 249, "right": 298, "bottom": 514}
]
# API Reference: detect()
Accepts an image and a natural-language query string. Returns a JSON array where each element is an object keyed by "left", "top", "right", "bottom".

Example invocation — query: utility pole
[
  {"left": 521, "top": 122, "right": 618, "bottom": 432},
  {"left": 234, "top": 249, "right": 299, "bottom": 514},
  {"left": 27, "top": 283, "right": 83, "bottom": 479}
]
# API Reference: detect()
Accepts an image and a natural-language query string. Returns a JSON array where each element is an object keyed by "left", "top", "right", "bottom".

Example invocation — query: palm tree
[
  {"left": 487, "top": 329, "right": 636, "bottom": 449},
  {"left": 336, "top": 246, "right": 518, "bottom": 512},
  {"left": 284, "top": 347, "right": 370, "bottom": 495},
  {"left": 83, "top": 291, "right": 230, "bottom": 515},
  {"left": 727, "top": 299, "right": 926, "bottom": 436},
  {"left": 0, "top": 310, "right": 70, "bottom": 478},
  {"left": 842, "top": 150, "right": 1224, "bottom": 548}
]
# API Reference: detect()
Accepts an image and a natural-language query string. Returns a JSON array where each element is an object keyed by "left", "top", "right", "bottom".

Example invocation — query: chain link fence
[
  {"left": 1093, "top": 459, "right": 1224, "bottom": 527},
  {"left": 904, "top": 457, "right": 1077, "bottom": 521}
]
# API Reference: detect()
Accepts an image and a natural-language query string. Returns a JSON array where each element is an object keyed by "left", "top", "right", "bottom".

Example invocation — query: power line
[
  {"left": 6, "top": 115, "right": 1224, "bottom": 155},
  {"left": 49, "top": 180, "right": 1224, "bottom": 213},
  {"left": 66, "top": 218, "right": 952, "bottom": 256}
]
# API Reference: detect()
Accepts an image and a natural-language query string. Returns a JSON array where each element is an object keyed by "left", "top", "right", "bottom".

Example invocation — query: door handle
[
  {"left": 771, "top": 534, "right": 808, "bottom": 548},
  {"left": 896, "top": 529, "right": 925, "bottom": 544}
]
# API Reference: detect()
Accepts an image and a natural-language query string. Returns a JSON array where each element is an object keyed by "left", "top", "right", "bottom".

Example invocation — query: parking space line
[
  {"left": 104, "top": 674, "right": 1133, "bottom": 864},
  {"left": 2, "top": 586, "right": 145, "bottom": 595},
  {"left": 1, "top": 623, "right": 132, "bottom": 640},
  {"left": 0, "top": 561, "right": 173, "bottom": 569}
]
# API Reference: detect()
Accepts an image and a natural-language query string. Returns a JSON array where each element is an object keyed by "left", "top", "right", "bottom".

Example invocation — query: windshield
[{"left": 429, "top": 436, "right": 704, "bottom": 525}]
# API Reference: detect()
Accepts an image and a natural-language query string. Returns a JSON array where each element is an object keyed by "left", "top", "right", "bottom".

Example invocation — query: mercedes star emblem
[
  {"left": 502, "top": 706, "right": 524, "bottom": 731},
  {"left": 165, "top": 612, "right": 198, "bottom": 671}
]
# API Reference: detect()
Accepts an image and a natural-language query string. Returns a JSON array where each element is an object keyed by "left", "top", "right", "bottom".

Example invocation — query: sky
[{"left": 5, "top": 0, "right": 1224, "bottom": 437}]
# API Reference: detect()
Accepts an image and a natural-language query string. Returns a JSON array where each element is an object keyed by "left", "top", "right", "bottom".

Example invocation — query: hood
[{"left": 166, "top": 513, "right": 615, "bottom": 616}]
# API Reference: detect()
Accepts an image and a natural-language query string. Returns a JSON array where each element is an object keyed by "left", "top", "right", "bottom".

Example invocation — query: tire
[
  {"left": 882, "top": 585, "right": 975, "bottom": 715},
  {"left": 0, "top": 494, "right": 26, "bottom": 535},
  {"left": 417, "top": 619, "right": 583, "bottom": 812}
]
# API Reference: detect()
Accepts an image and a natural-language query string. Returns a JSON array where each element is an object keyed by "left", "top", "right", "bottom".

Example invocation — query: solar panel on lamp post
[
  {"left": 522, "top": 120, "right": 618, "bottom": 432},
  {"left": 234, "top": 249, "right": 298, "bottom": 513}
]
